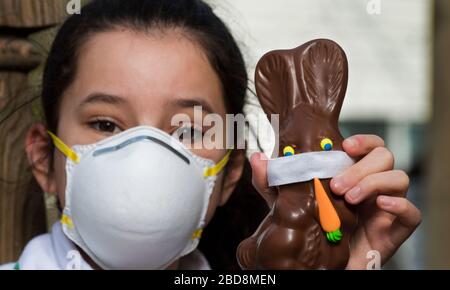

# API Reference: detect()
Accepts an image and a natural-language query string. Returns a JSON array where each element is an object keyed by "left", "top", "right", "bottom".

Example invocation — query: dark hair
[
  {"left": 41, "top": 0, "right": 267, "bottom": 270},
  {"left": 43, "top": 0, "right": 249, "bottom": 132}
]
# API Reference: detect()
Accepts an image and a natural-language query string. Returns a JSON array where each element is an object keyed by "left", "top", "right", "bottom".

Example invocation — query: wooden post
[
  {"left": 0, "top": 0, "right": 67, "bottom": 27},
  {"left": 0, "top": 0, "right": 70, "bottom": 264},
  {"left": 427, "top": 0, "right": 450, "bottom": 269}
]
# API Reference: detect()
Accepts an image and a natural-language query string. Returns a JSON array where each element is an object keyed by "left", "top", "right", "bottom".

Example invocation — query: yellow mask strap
[
  {"left": 191, "top": 228, "right": 203, "bottom": 240},
  {"left": 61, "top": 214, "right": 74, "bottom": 229},
  {"left": 203, "top": 150, "right": 233, "bottom": 177},
  {"left": 47, "top": 131, "right": 80, "bottom": 164}
]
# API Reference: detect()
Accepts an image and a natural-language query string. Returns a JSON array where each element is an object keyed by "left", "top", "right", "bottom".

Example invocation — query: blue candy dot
[
  {"left": 324, "top": 143, "right": 332, "bottom": 151},
  {"left": 284, "top": 152, "right": 293, "bottom": 156}
]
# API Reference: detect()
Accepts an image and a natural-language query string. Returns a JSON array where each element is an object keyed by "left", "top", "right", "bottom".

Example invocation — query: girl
[{"left": 0, "top": 0, "right": 420, "bottom": 270}]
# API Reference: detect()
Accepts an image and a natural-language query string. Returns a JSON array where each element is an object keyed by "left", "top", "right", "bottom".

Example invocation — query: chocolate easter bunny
[{"left": 237, "top": 39, "right": 358, "bottom": 269}]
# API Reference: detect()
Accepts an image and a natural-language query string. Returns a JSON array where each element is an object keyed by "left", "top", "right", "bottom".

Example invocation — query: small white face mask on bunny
[
  {"left": 47, "top": 125, "right": 231, "bottom": 270},
  {"left": 267, "top": 151, "right": 355, "bottom": 187}
]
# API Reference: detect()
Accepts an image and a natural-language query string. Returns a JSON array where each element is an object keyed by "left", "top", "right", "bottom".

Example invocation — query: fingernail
[
  {"left": 347, "top": 186, "right": 361, "bottom": 201},
  {"left": 379, "top": 196, "right": 395, "bottom": 207},
  {"left": 344, "top": 138, "right": 357, "bottom": 148},
  {"left": 331, "top": 179, "right": 342, "bottom": 194},
  {"left": 332, "top": 175, "right": 349, "bottom": 193}
]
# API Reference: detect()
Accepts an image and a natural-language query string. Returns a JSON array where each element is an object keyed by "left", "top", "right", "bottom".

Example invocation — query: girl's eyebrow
[
  {"left": 172, "top": 98, "right": 214, "bottom": 114},
  {"left": 79, "top": 93, "right": 128, "bottom": 109},
  {"left": 78, "top": 93, "right": 215, "bottom": 114}
]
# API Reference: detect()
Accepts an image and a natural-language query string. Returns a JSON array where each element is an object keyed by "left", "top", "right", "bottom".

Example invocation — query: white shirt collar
[
  {"left": 14, "top": 222, "right": 92, "bottom": 270},
  {"left": 6, "top": 222, "right": 210, "bottom": 270}
]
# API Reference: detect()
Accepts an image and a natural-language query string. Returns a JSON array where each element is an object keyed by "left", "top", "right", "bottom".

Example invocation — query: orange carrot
[{"left": 314, "top": 178, "right": 341, "bottom": 233}]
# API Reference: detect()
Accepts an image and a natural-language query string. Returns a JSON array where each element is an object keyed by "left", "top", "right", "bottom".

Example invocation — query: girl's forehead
[{"left": 63, "top": 29, "right": 226, "bottom": 116}]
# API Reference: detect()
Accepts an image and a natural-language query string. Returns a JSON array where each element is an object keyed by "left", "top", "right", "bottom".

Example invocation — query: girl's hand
[
  {"left": 249, "top": 134, "right": 421, "bottom": 270},
  {"left": 329, "top": 135, "right": 421, "bottom": 269}
]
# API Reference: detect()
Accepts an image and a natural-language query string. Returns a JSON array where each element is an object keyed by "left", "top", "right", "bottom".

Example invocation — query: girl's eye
[
  {"left": 283, "top": 145, "right": 295, "bottom": 156},
  {"left": 89, "top": 119, "right": 122, "bottom": 135},
  {"left": 320, "top": 138, "right": 333, "bottom": 151},
  {"left": 172, "top": 124, "right": 203, "bottom": 146}
]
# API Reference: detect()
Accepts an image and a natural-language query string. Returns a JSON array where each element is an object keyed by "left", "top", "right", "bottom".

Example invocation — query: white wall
[{"left": 212, "top": 0, "right": 432, "bottom": 123}]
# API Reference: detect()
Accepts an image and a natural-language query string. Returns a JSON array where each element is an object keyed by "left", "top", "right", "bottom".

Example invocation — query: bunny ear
[
  {"left": 254, "top": 50, "right": 295, "bottom": 119},
  {"left": 295, "top": 39, "right": 348, "bottom": 115}
]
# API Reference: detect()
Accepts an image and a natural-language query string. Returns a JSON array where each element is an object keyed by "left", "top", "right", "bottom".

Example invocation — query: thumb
[{"left": 250, "top": 152, "right": 277, "bottom": 206}]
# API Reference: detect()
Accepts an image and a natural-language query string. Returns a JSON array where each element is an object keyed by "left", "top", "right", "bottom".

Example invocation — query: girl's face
[{"left": 27, "top": 28, "right": 245, "bottom": 250}]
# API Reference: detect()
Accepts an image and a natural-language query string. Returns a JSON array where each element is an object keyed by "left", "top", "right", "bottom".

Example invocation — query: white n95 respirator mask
[{"left": 47, "top": 125, "right": 231, "bottom": 270}]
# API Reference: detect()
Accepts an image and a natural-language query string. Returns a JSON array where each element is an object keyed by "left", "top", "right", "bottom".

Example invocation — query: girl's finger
[
  {"left": 344, "top": 170, "right": 409, "bottom": 205},
  {"left": 249, "top": 152, "right": 277, "bottom": 206},
  {"left": 331, "top": 146, "right": 395, "bottom": 195},
  {"left": 342, "top": 134, "right": 385, "bottom": 157},
  {"left": 377, "top": 195, "right": 422, "bottom": 245}
]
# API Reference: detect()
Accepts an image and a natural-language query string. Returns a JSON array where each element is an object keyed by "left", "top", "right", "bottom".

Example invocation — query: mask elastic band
[
  {"left": 203, "top": 150, "right": 233, "bottom": 177},
  {"left": 61, "top": 214, "right": 74, "bottom": 229},
  {"left": 47, "top": 131, "right": 80, "bottom": 164}
]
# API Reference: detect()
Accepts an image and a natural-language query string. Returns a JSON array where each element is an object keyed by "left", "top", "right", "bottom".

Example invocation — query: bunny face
[
  {"left": 278, "top": 105, "right": 343, "bottom": 156},
  {"left": 255, "top": 39, "right": 348, "bottom": 157}
]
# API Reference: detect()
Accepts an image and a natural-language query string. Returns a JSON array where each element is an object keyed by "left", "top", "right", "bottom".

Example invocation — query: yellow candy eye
[
  {"left": 320, "top": 138, "right": 333, "bottom": 151},
  {"left": 283, "top": 146, "right": 295, "bottom": 156}
]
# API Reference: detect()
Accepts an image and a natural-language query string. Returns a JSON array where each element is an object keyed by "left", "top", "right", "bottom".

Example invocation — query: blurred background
[
  {"left": 0, "top": 0, "right": 449, "bottom": 269},
  {"left": 215, "top": 0, "right": 447, "bottom": 270}
]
